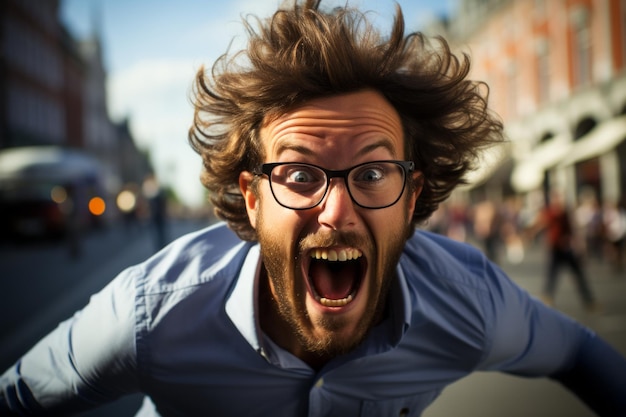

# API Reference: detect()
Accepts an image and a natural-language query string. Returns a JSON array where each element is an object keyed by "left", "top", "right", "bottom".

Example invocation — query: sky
[{"left": 60, "top": 0, "right": 455, "bottom": 208}]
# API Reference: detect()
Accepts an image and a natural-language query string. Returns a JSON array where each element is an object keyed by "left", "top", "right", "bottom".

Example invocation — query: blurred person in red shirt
[{"left": 529, "top": 191, "right": 597, "bottom": 311}]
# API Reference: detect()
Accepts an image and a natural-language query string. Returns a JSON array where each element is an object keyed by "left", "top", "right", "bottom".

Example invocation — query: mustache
[{"left": 298, "top": 230, "right": 366, "bottom": 252}]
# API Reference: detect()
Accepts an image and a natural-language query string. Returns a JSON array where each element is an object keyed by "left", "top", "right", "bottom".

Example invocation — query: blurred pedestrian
[
  {"left": 574, "top": 188, "right": 603, "bottom": 260},
  {"left": 603, "top": 199, "right": 626, "bottom": 274},
  {"left": 500, "top": 196, "right": 525, "bottom": 264},
  {"left": 445, "top": 200, "right": 469, "bottom": 242},
  {"left": 529, "top": 191, "right": 597, "bottom": 311},
  {"left": 472, "top": 199, "right": 501, "bottom": 262},
  {"left": 143, "top": 174, "right": 168, "bottom": 251}
]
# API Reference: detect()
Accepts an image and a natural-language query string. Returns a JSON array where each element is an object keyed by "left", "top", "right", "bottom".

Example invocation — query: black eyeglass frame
[{"left": 255, "top": 160, "right": 415, "bottom": 210}]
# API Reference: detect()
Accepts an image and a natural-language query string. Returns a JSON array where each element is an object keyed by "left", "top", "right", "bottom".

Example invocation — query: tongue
[{"left": 310, "top": 260, "right": 356, "bottom": 300}]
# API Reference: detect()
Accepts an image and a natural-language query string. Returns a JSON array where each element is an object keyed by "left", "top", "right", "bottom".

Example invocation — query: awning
[
  {"left": 511, "top": 135, "right": 572, "bottom": 192},
  {"left": 558, "top": 115, "right": 626, "bottom": 167}
]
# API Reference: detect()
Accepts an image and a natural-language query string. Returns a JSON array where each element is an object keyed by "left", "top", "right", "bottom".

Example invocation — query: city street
[{"left": 1, "top": 224, "right": 624, "bottom": 416}]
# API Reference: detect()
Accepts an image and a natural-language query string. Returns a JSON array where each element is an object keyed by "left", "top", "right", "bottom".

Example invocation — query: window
[{"left": 570, "top": 5, "right": 592, "bottom": 86}]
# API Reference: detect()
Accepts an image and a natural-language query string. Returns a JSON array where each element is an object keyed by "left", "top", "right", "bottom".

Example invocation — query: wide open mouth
[{"left": 306, "top": 248, "right": 366, "bottom": 307}]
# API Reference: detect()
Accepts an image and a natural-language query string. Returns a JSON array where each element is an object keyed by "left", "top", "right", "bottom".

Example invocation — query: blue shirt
[{"left": 0, "top": 222, "right": 595, "bottom": 416}]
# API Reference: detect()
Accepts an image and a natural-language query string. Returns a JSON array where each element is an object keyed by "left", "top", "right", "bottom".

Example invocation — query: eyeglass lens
[{"left": 268, "top": 161, "right": 407, "bottom": 209}]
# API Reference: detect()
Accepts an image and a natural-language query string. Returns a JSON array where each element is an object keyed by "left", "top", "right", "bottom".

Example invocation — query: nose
[{"left": 316, "top": 178, "right": 357, "bottom": 230}]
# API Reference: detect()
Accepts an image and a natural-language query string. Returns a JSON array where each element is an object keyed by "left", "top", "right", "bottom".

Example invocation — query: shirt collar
[{"left": 225, "top": 244, "right": 263, "bottom": 352}]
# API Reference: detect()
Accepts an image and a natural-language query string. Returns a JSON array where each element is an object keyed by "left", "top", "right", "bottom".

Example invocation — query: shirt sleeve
[
  {"left": 478, "top": 261, "right": 626, "bottom": 415},
  {"left": 551, "top": 333, "right": 626, "bottom": 417},
  {"left": 478, "top": 260, "right": 592, "bottom": 374},
  {"left": 0, "top": 266, "right": 141, "bottom": 415}
]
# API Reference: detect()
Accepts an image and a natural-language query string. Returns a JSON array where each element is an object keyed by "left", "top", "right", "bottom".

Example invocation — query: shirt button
[
  {"left": 399, "top": 408, "right": 410, "bottom": 417},
  {"left": 314, "top": 378, "right": 324, "bottom": 388}
]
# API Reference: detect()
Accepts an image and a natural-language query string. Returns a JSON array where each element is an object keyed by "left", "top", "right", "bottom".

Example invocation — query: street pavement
[{"left": 1, "top": 225, "right": 624, "bottom": 416}]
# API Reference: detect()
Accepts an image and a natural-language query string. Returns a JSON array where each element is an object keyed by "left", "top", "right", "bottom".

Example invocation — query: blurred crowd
[{"left": 425, "top": 191, "right": 626, "bottom": 276}]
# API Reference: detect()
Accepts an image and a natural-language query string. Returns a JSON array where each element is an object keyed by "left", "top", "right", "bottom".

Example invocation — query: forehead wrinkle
[
  {"left": 260, "top": 91, "right": 404, "bottom": 161},
  {"left": 273, "top": 137, "right": 398, "bottom": 161},
  {"left": 263, "top": 116, "right": 401, "bottom": 158}
]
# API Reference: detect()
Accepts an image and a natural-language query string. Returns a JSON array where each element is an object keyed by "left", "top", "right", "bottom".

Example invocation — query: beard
[{"left": 255, "top": 200, "right": 413, "bottom": 359}]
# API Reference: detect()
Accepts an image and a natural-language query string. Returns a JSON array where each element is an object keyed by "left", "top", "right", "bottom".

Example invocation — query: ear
[
  {"left": 239, "top": 171, "right": 258, "bottom": 229},
  {"left": 407, "top": 172, "right": 424, "bottom": 220}
]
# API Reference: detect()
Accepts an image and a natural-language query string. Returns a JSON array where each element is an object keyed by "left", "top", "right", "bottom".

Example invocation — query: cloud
[{"left": 107, "top": 59, "right": 205, "bottom": 206}]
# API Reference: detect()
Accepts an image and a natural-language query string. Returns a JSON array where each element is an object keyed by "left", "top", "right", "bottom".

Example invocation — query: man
[
  {"left": 2, "top": 1, "right": 625, "bottom": 416},
  {"left": 528, "top": 191, "right": 597, "bottom": 310}
]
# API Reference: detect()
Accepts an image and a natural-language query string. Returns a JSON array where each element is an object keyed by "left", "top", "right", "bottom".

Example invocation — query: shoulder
[
  {"left": 399, "top": 230, "right": 594, "bottom": 375},
  {"left": 402, "top": 229, "right": 491, "bottom": 291},
  {"left": 132, "top": 222, "right": 251, "bottom": 295},
  {"left": 399, "top": 229, "right": 497, "bottom": 334},
  {"left": 396, "top": 230, "right": 500, "bottom": 368}
]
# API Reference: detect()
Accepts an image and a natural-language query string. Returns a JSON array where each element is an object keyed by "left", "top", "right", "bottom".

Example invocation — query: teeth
[
  {"left": 311, "top": 248, "right": 362, "bottom": 261},
  {"left": 309, "top": 248, "right": 362, "bottom": 307},
  {"left": 318, "top": 294, "right": 353, "bottom": 307}
]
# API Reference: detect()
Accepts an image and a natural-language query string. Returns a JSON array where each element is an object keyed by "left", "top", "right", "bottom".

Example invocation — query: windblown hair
[{"left": 189, "top": 0, "right": 503, "bottom": 241}]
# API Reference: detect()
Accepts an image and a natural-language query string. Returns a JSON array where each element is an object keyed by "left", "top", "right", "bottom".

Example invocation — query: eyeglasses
[{"left": 255, "top": 160, "right": 415, "bottom": 210}]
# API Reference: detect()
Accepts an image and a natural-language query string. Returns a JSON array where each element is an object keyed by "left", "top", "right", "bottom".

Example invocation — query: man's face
[{"left": 240, "top": 90, "right": 421, "bottom": 361}]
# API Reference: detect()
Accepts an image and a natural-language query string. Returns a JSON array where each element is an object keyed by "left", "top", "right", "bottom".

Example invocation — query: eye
[
  {"left": 286, "top": 167, "right": 319, "bottom": 184},
  {"left": 353, "top": 165, "right": 385, "bottom": 183}
]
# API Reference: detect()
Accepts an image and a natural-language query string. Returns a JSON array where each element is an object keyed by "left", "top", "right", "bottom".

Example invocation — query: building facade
[
  {"left": 448, "top": 0, "right": 626, "bottom": 208},
  {"left": 0, "top": 0, "right": 153, "bottom": 220},
  {"left": 1, "top": 0, "right": 68, "bottom": 148},
  {"left": 79, "top": 35, "right": 123, "bottom": 195}
]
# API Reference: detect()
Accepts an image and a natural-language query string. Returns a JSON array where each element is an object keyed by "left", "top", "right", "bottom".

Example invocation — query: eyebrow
[
  {"left": 275, "top": 138, "right": 398, "bottom": 159},
  {"left": 357, "top": 139, "right": 397, "bottom": 158}
]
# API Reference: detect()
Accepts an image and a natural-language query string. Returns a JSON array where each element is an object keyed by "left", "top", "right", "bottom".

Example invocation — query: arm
[
  {"left": 0, "top": 267, "right": 141, "bottom": 415},
  {"left": 550, "top": 333, "right": 626, "bottom": 417},
  {"left": 479, "top": 261, "right": 626, "bottom": 416}
]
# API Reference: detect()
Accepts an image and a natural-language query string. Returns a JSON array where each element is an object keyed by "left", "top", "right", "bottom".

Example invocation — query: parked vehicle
[{"left": 0, "top": 146, "right": 107, "bottom": 240}]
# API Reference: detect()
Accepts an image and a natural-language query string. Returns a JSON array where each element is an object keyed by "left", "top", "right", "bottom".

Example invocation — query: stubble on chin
[
  {"left": 256, "top": 222, "right": 367, "bottom": 356},
  {"left": 257, "top": 227, "right": 403, "bottom": 359}
]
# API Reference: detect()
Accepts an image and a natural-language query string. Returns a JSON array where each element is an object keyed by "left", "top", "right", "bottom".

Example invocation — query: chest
[{"left": 138, "top": 323, "right": 480, "bottom": 417}]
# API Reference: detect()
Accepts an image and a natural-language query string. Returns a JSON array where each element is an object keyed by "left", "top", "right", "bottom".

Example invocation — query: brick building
[{"left": 447, "top": 0, "right": 626, "bottom": 207}]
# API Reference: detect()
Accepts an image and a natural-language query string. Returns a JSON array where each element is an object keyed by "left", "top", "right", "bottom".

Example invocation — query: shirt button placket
[{"left": 308, "top": 377, "right": 327, "bottom": 417}]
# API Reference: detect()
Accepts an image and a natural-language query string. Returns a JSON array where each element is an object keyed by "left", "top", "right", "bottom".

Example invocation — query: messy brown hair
[{"left": 189, "top": 0, "right": 503, "bottom": 241}]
